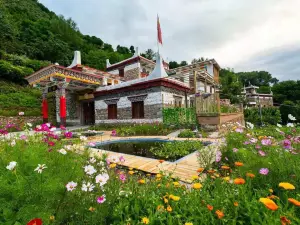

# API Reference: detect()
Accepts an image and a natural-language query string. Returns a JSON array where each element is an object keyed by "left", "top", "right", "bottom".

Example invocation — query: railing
[{"left": 195, "top": 93, "right": 219, "bottom": 116}]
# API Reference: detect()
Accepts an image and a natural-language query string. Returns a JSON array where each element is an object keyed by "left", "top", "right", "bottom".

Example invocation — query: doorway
[{"left": 82, "top": 101, "right": 95, "bottom": 125}]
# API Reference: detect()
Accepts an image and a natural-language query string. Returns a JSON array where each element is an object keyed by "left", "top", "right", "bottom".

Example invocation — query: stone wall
[
  {"left": 125, "top": 67, "right": 140, "bottom": 81},
  {"left": 95, "top": 85, "right": 188, "bottom": 124},
  {"left": 0, "top": 116, "right": 42, "bottom": 127}
]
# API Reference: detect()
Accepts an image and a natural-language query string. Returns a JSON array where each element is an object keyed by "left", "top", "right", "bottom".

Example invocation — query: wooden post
[{"left": 193, "top": 71, "right": 197, "bottom": 94}]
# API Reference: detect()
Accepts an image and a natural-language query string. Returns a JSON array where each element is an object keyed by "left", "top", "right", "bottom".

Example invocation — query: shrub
[
  {"left": 150, "top": 140, "right": 203, "bottom": 160},
  {"left": 178, "top": 129, "right": 195, "bottom": 138},
  {"left": 244, "top": 107, "right": 281, "bottom": 125}
]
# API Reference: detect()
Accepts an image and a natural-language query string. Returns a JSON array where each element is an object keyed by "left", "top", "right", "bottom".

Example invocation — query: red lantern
[{"left": 27, "top": 218, "right": 42, "bottom": 225}]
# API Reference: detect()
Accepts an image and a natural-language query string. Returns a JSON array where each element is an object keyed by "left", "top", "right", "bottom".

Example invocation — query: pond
[{"left": 94, "top": 138, "right": 211, "bottom": 161}]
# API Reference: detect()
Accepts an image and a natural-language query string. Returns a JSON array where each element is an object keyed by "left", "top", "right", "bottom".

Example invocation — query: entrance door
[{"left": 82, "top": 101, "right": 95, "bottom": 125}]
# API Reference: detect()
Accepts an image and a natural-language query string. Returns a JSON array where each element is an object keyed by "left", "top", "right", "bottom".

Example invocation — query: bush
[
  {"left": 279, "top": 100, "right": 300, "bottom": 124},
  {"left": 244, "top": 107, "right": 281, "bottom": 125},
  {"left": 150, "top": 140, "right": 203, "bottom": 160},
  {"left": 178, "top": 129, "right": 195, "bottom": 138}
]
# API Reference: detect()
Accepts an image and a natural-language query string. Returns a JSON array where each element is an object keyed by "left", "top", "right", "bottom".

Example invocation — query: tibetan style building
[
  {"left": 26, "top": 50, "right": 220, "bottom": 126},
  {"left": 241, "top": 84, "right": 273, "bottom": 107}
]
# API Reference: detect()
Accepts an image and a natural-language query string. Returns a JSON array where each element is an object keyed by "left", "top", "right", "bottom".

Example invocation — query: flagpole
[{"left": 157, "top": 14, "right": 160, "bottom": 54}]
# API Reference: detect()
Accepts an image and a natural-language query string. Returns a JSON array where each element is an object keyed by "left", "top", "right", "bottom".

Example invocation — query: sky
[{"left": 39, "top": 0, "right": 300, "bottom": 81}]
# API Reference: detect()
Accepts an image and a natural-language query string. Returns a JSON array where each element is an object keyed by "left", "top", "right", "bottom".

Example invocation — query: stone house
[{"left": 241, "top": 84, "right": 273, "bottom": 107}]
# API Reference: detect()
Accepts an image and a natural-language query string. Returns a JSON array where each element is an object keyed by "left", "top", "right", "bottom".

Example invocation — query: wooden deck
[{"left": 88, "top": 133, "right": 220, "bottom": 183}]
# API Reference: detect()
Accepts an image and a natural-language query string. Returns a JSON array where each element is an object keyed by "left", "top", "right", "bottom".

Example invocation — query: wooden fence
[{"left": 195, "top": 93, "right": 219, "bottom": 116}]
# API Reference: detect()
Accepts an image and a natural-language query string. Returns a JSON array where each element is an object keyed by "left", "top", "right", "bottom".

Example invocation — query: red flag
[{"left": 157, "top": 15, "right": 163, "bottom": 45}]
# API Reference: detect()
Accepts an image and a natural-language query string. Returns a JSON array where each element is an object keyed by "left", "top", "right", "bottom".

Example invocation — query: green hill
[{"left": 0, "top": 0, "right": 135, "bottom": 116}]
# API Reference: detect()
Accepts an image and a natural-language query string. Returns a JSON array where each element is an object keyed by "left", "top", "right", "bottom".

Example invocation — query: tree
[
  {"left": 179, "top": 61, "right": 188, "bottom": 67},
  {"left": 141, "top": 49, "right": 155, "bottom": 60},
  {"left": 219, "top": 68, "right": 242, "bottom": 104},
  {"left": 169, "top": 61, "right": 179, "bottom": 69},
  {"left": 130, "top": 46, "right": 135, "bottom": 55}
]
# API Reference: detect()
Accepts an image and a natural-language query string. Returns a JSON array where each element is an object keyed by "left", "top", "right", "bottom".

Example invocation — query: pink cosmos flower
[
  {"left": 250, "top": 138, "right": 257, "bottom": 143},
  {"left": 64, "top": 132, "right": 73, "bottom": 138},
  {"left": 88, "top": 142, "right": 96, "bottom": 147},
  {"left": 235, "top": 128, "right": 244, "bottom": 133},
  {"left": 18, "top": 112, "right": 24, "bottom": 116},
  {"left": 255, "top": 145, "right": 261, "bottom": 149},
  {"left": 215, "top": 151, "right": 222, "bottom": 162},
  {"left": 244, "top": 141, "right": 250, "bottom": 145},
  {"left": 111, "top": 130, "right": 117, "bottom": 136},
  {"left": 97, "top": 195, "right": 106, "bottom": 204},
  {"left": 119, "top": 155, "right": 125, "bottom": 163},
  {"left": 261, "top": 139, "right": 272, "bottom": 146},
  {"left": 259, "top": 168, "right": 269, "bottom": 175},
  {"left": 119, "top": 173, "right": 126, "bottom": 183},
  {"left": 233, "top": 148, "right": 238, "bottom": 152},
  {"left": 60, "top": 125, "right": 66, "bottom": 130},
  {"left": 48, "top": 141, "right": 55, "bottom": 146},
  {"left": 258, "top": 150, "right": 266, "bottom": 157},
  {"left": 20, "top": 134, "right": 27, "bottom": 140},
  {"left": 283, "top": 139, "right": 292, "bottom": 149}
]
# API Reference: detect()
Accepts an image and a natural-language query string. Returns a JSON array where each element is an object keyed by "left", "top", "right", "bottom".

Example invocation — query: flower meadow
[{"left": 0, "top": 120, "right": 300, "bottom": 224}]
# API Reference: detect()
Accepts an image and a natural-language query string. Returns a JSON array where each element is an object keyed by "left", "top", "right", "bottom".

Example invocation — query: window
[
  {"left": 132, "top": 101, "right": 144, "bottom": 119},
  {"left": 108, "top": 104, "right": 117, "bottom": 119},
  {"left": 119, "top": 68, "right": 125, "bottom": 77}
]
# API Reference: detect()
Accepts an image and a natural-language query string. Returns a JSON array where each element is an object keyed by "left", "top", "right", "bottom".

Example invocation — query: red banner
[
  {"left": 60, "top": 96, "right": 66, "bottom": 118},
  {"left": 157, "top": 15, "right": 163, "bottom": 45},
  {"left": 42, "top": 99, "right": 48, "bottom": 119}
]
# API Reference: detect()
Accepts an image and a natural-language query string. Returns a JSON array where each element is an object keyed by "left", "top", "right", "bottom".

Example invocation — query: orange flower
[
  {"left": 280, "top": 216, "right": 291, "bottom": 225},
  {"left": 259, "top": 198, "right": 279, "bottom": 211},
  {"left": 166, "top": 205, "right": 172, "bottom": 212},
  {"left": 197, "top": 168, "right": 204, "bottom": 173},
  {"left": 157, "top": 205, "right": 165, "bottom": 212},
  {"left": 215, "top": 210, "right": 224, "bottom": 219},
  {"left": 288, "top": 198, "right": 300, "bottom": 207},
  {"left": 234, "top": 178, "right": 245, "bottom": 185},
  {"left": 207, "top": 169, "right": 215, "bottom": 174},
  {"left": 138, "top": 179, "right": 145, "bottom": 184},
  {"left": 235, "top": 162, "right": 243, "bottom": 167},
  {"left": 234, "top": 202, "right": 239, "bottom": 207},
  {"left": 221, "top": 165, "right": 230, "bottom": 170},
  {"left": 207, "top": 204, "right": 213, "bottom": 211},
  {"left": 158, "top": 160, "right": 165, "bottom": 163},
  {"left": 246, "top": 173, "right": 255, "bottom": 178}
]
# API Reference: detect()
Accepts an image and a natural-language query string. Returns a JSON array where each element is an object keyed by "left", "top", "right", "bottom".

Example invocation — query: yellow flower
[
  {"left": 223, "top": 176, "right": 230, "bottom": 182},
  {"left": 109, "top": 163, "right": 116, "bottom": 168},
  {"left": 173, "top": 181, "right": 180, "bottom": 187},
  {"left": 166, "top": 205, "right": 172, "bottom": 212},
  {"left": 146, "top": 173, "right": 151, "bottom": 176},
  {"left": 259, "top": 198, "right": 279, "bottom": 211},
  {"left": 279, "top": 182, "right": 295, "bottom": 190},
  {"left": 129, "top": 167, "right": 133, "bottom": 170},
  {"left": 157, "top": 205, "right": 164, "bottom": 211},
  {"left": 88, "top": 207, "right": 95, "bottom": 212},
  {"left": 163, "top": 197, "right": 168, "bottom": 203},
  {"left": 138, "top": 179, "right": 145, "bottom": 184},
  {"left": 156, "top": 173, "right": 162, "bottom": 178},
  {"left": 269, "top": 189, "right": 273, "bottom": 193},
  {"left": 157, "top": 184, "right": 161, "bottom": 188},
  {"left": 128, "top": 171, "right": 134, "bottom": 175},
  {"left": 49, "top": 215, "right": 55, "bottom": 221},
  {"left": 192, "top": 175, "right": 199, "bottom": 180},
  {"left": 169, "top": 195, "right": 180, "bottom": 201},
  {"left": 141, "top": 217, "right": 149, "bottom": 224},
  {"left": 192, "top": 183, "right": 202, "bottom": 189},
  {"left": 185, "top": 223, "right": 193, "bottom": 225}
]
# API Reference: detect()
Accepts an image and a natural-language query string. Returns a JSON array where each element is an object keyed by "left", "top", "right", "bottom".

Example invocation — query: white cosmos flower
[
  {"left": 277, "top": 123, "right": 282, "bottom": 127},
  {"left": 246, "top": 122, "right": 254, "bottom": 129},
  {"left": 58, "top": 149, "right": 67, "bottom": 155},
  {"left": 66, "top": 181, "right": 77, "bottom": 191},
  {"left": 34, "top": 164, "right": 47, "bottom": 173},
  {"left": 288, "top": 114, "right": 296, "bottom": 121},
  {"left": 46, "top": 123, "right": 51, "bottom": 127},
  {"left": 83, "top": 165, "right": 97, "bottom": 175},
  {"left": 95, "top": 173, "right": 109, "bottom": 186},
  {"left": 6, "top": 161, "right": 17, "bottom": 170},
  {"left": 109, "top": 156, "right": 119, "bottom": 163},
  {"left": 36, "top": 125, "right": 42, "bottom": 130},
  {"left": 89, "top": 157, "right": 96, "bottom": 163},
  {"left": 81, "top": 182, "right": 95, "bottom": 192},
  {"left": 275, "top": 128, "right": 282, "bottom": 133},
  {"left": 287, "top": 123, "right": 294, "bottom": 127},
  {"left": 80, "top": 136, "right": 88, "bottom": 141},
  {"left": 10, "top": 140, "right": 16, "bottom": 147},
  {"left": 64, "top": 145, "right": 72, "bottom": 150},
  {"left": 50, "top": 127, "right": 56, "bottom": 132}
]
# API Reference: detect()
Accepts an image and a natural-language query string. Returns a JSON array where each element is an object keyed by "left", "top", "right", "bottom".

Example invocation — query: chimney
[
  {"left": 106, "top": 59, "right": 111, "bottom": 68},
  {"left": 134, "top": 47, "right": 139, "bottom": 57}
]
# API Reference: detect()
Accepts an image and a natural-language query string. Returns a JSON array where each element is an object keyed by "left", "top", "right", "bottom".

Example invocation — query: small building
[
  {"left": 241, "top": 84, "right": 273, "bottom": 107},
  {"left": 94, "top": 53, "right": 190, "bottom": 123},
  {"left": 106, "top": 48, "right": 169, "bottom": 81}
]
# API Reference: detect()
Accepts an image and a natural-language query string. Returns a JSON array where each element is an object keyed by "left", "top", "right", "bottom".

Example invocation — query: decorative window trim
[
  {"left": 127, "top": 94, "right": 148, "bottom": 102},
  {"left": 104, "top": 98, "right": 120, "bottom": 105}
]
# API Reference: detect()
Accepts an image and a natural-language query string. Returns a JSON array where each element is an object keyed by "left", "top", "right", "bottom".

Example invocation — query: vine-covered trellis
[{"left": 162, "top": 107, "right": 196, "bottom": 126}]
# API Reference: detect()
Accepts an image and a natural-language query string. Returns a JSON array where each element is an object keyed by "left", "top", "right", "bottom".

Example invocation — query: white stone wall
[{"left": 107, "top": 62, "right": 140, "bottom": 75}]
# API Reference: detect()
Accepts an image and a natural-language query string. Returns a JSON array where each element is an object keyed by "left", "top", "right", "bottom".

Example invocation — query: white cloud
[{"left": 39, "top": 0, "right": 300, "bottom": 80}]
